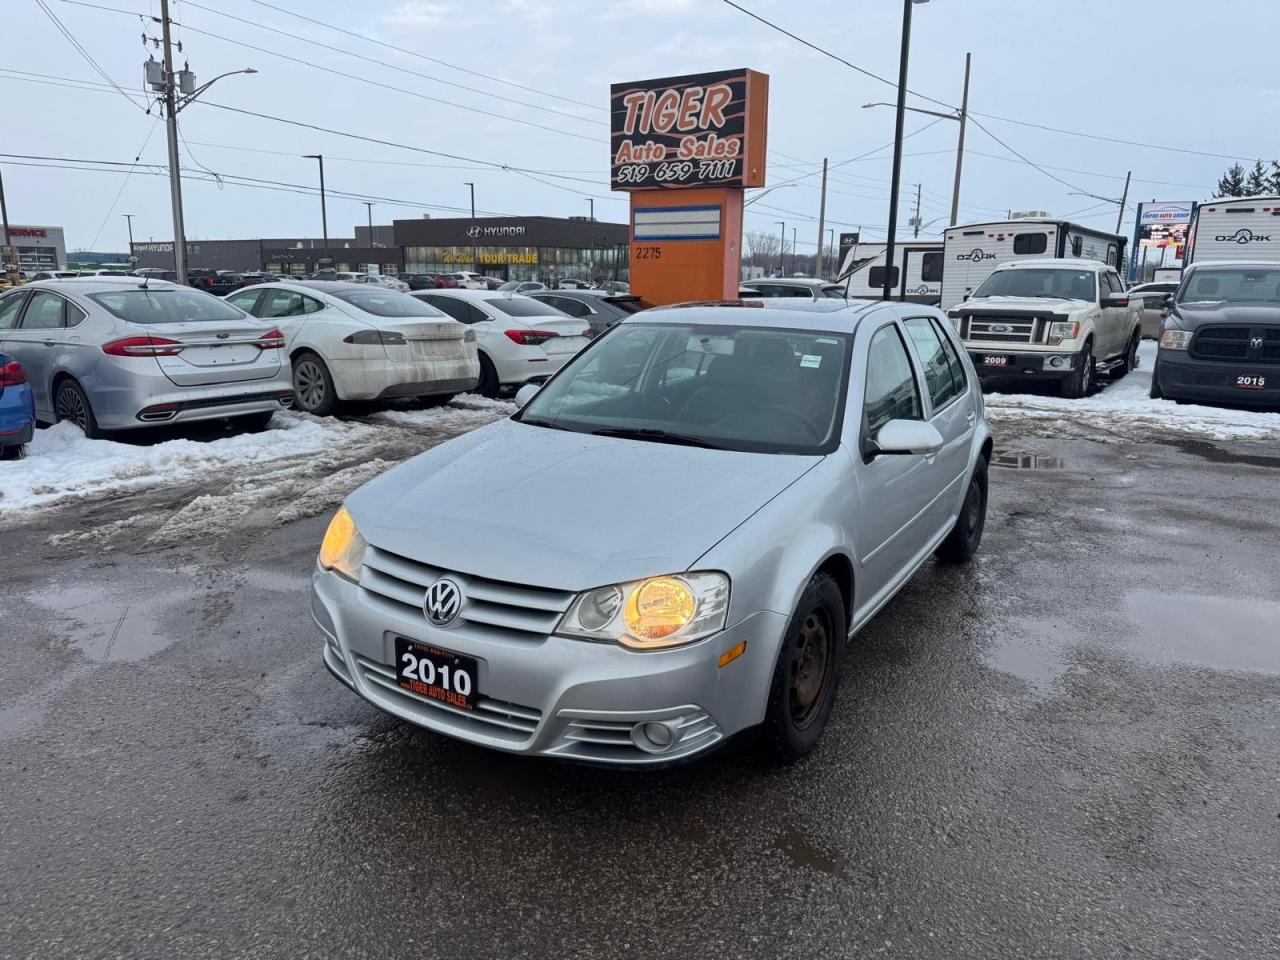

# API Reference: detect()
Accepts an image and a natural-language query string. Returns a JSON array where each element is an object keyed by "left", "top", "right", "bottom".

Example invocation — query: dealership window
[{"left": 1013, "top": 233, "right": 1048, "bottom": 255}]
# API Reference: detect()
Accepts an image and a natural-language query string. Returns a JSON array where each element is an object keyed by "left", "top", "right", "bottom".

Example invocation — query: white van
[
  {"left": 1184, "top": 197, "right": 1280, "bottom": 267},
  {"left": 941, "top": 219, "right": 1127, "bottom": 309},
  {"left": 836, "top": 242, "right": 943, "bottom": 304}
]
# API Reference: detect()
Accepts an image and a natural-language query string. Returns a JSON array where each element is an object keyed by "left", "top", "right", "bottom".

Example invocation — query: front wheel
[
  {"left": 761, "top": 573, "right": 847, "bottom": 763},
  {"left": 1149, "top": 362, "right": 1164, "bottom": 399},
  {"left": 54, "top": 379, "right": 104, "bottom": 439},
  {"left": 936, "top": 456, "right": 988, "bottom": 564},
  {"left": 1060, "top": 341, "right": 1095, "bottom": 398}
]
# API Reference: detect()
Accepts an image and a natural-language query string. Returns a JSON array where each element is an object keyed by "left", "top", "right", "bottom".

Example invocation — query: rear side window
[
  {"left": 0, "top": 292, "right": 26, "bottom": 330},
  {"left": 920, "top": 252, "right": 943, "bottom": 282},
  {"left": 868, "top": 266, "right": 900, "bottom": 290},
  {"left": 903, "top": 317, "right": 961, "bottom": 410},
  {"left": 260, "top": 289, "right": 324, "bottom": 318},
  {"left": 421, "top": 296, "right": 472, "bottom": 323},
  {"left": 542, "top": 295, "right": 591, "bottom": 318},
  {"left": 20, "top": 291, "right": 67, "bottom": 330},
  {"left": 331, "top": 290, "right": 442, "bottom": 318},
  {"left": 864, "top": 324, "right": 923, "bottom": 434},
  {"left": 65, "top": 302, "right": 87, "bottom": 327},
  {"left": 1014, "top": 233, "right": 1048, "bottom": 255}
]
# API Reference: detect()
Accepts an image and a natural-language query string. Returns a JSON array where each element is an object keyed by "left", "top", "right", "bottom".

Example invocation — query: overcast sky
[{"left": 4, "top": 0, "right": 1277, "bottom": 253}]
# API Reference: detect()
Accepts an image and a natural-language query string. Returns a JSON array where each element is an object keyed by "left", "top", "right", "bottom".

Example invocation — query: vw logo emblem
[
  {"left": 1251, "top": 336, "right": 1265, "bottom": 349},
  {"left": 991, "top": 323, "right": 1011, "bottom": 333},
  {"left": 423, "top": 578, "right": 463, "bottom": 626},
  {"left": 465, "top": 224, "right": 482, "bottom": 239}
]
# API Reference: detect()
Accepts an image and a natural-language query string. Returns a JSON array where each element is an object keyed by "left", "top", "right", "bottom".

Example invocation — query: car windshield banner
[{"left": 610, "top": 69, "right": 768, "bottom": 191}]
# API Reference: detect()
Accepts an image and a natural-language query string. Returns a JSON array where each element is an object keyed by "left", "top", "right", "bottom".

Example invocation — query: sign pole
[{"left": 814, "top": 158, "right": 828, "bottom": 279}]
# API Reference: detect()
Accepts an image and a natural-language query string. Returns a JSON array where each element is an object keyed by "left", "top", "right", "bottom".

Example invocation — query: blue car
[{"left": 0, "top": 351, "right": 36, "bottom": 459}]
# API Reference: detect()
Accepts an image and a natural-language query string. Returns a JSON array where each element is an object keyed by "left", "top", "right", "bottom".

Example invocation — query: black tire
[
  {"left": 291, "top": 352, "right": 338, "bottom": 416},
  {"left": 1059, "top": 340, "right": 1095, "bottom": 398},
  {"left": 1149, "top": 362, "right": 1164, "bottom": 399},
  {"left": 0, "top": 443, "right": 24, "bottom": 461},
  {"left": 476, "top": 353, "right": 500, "bottom": 398},
  {"left": 54, "top": 378, "right": 104, "bottom": 439},
  {"left": 417, "top": 393, "right": 455, "bottom": 409},
  {"left": 1111, "top": 330, "right": 1141, "bottom": 380},
  {"left": 235, "top": 411, "right": 276, "bottom": 432},
  {"left": 762, "top": 573, "right": 847, "bottom": 763},
  {"left": 936, "top": 456, "right": 988, "bottom": 564}
]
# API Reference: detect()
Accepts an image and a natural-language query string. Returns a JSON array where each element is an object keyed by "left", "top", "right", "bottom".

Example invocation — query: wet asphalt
[{"left": 1, "top": 419, "right": 1278, "bottom": 960}]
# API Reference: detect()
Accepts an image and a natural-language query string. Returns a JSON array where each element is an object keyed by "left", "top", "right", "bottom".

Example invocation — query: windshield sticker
[{"left": 800, "top": 355, "right": 822, "bottom": 369}]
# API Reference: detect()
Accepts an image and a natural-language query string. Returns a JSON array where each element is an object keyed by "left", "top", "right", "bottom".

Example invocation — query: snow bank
[
  {"left": 0, "top": 413, "right": 365, "bottom": 514},
  {"left": 984, "top": 342, "right": 1280, "bottom": 443}
]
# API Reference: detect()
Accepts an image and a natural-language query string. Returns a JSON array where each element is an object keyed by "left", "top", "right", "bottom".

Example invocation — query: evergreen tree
[
  {"left": 1268, "top": 160, "right": 1280, "bottom": 195},
  {"left": 1244, "top": 159, "right": 1268, "bottom": 196},
  {"left": 1215, "top": 163, "right": 1246, "bottom": 197}
]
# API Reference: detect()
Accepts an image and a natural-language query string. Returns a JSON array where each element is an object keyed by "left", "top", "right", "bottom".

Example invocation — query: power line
[
  {"left": 34, "top": 0, "right": 147, "bottom": 112},
  {"left": 86, "top": 119, "right": 162, "bottom": 248},
  {"left": 968, "top": 116, "right": 1090, "bottom": 194}
]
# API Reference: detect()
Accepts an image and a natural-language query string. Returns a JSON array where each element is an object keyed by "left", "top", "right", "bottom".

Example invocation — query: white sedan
[
  {"left": 410, "top": 289, "right": 591, "bottom": 396},
  {"left": 352, "top": 274, "right": 411, "bottom": 293},
  {"left": 225, "top": 281, "right": 479, "bottom": 415}
]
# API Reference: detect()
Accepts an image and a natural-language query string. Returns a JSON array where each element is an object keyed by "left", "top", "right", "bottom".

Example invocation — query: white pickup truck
[{"left": 947, "top": 258, "right": 1142, "bottom": 398}]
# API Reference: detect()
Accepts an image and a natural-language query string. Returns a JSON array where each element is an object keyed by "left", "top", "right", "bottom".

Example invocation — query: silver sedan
[
  {"left": 312, "top": 301, "right": 991, "bottom": 765},
  {"left": 0, "top": 277, "right": 293, "bottom": 437}
]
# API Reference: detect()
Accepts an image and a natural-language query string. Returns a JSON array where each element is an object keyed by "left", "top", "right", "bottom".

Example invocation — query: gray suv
[
  {"left": 0, "top": 277, "right": 293, "bottom": 437},
  {"left": 312, "top": 301, "right": 991, "bottom": 766}
]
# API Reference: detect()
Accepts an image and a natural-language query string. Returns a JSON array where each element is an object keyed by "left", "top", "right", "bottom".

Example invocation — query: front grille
[
  {"left": 1191, "top": 326, "right": 1251, "bottom": 361},
  {"left": 962, "top": 315, "right": 1042, "bottom": 344},
  {"left": 355, "top": 656, "right": 542, "bottom": 741},
  {"left": 1263, "top": 330, "right": 1280, "bottom": 363},
  {"left": 359, "top": 546, "right": 574, "bottom": 644}
]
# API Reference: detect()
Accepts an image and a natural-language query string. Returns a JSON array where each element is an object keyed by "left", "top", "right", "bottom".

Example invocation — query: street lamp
[
  {"left": 775, "top": 220, "right": 785, "bottom": 277},
  {"left": 302, "top": 155, "right": 328, "bottom": 252},
  {"left": 585, "top": 197, "right": 594, "bottom": 221},
  {"left": 791, "top": 226, "right": 797, "bottom": 276},
  {"left": 881, "top": 0, "right": 930, "bottom": 301},
  {"left": 464, "top": 182, "right": 476, "bottom": 271}
]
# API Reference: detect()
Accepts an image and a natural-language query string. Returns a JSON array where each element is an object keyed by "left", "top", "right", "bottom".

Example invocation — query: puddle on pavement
[
  {"left": 1124, "top": 591, "right": 1280, "bottom": 675},
  {"left": 981, "top": 616, "right": 1076, "bottom": 692},
  {"left": 772, "top": 824, "right": 851, "bottom": 881},
  {"left": 23, "top": 581, "right": 200, "bottom": 663},
  {"left": 1158, "top": 439, "right": 1280, "bottom": 470},
  {"left": 992, "top": 452, "right": 1065, "bottom": 471}
]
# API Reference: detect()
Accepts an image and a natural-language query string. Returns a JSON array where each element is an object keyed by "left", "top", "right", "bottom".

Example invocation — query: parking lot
[{"left": 2, "top": 349, "right": 1278, "bottom": 960}]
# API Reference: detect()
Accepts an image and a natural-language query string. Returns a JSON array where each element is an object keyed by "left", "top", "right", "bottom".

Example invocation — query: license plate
[
  {"left": 548, "top": 336, "right": 587, "bottom": 354},
  {"left": 394, "top": 637, "right": 477, "bottom": 710},
  {"left": 983, "top": 355, "right": 1009, "bottom": 367},
  {"left": 1235, "top": 374, "right": 1268, "bottom": 390}
]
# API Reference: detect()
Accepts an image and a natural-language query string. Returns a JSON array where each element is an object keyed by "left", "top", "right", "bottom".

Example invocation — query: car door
[
  {"left": 225, "top": 287, "right": 265, "bottom": 318},
  {"left": 254, "top": 287, "right": 323, "bottom": 349},
  {"left": 5, "top": 290, "right": 69, "bottom": 418},
  {"left": 1097, "top": 270, "right": 1125, "bottom": 356},
  {"left": 849, "top": 316, "right": 937, "bottom": 613},
  {"left": 901, "top": 315, "right": 975, "bottom": 537}
]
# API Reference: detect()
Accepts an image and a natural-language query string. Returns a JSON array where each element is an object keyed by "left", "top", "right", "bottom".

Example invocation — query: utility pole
[
  {"left": 791, "top": 226, "right": 797, "bottom": 275},
  {"left": 464, "top": 182, "right": 476, "bottom": 270},
  {"left": 0, "top": 167, "right": 14, "bottom": 283},
  {"left": 1115, "top": 170, "right": 1131, "bottom": 235},
  {"left": 950, "top": 52, "right": 971, "bottom": 225},
  {"left": 883, "top": 0, "right": 922, "bottom": 300},
  {"left": 814, "top": 157, "right": 829, "bottom": 279},
  {"left": 123, "top": 214, "right": 135, "bottom": 248},
  {"left": 586, "top": 197, "right": 595, "bottom": 221},
  {"left": 159, "top": 0, "right": 187, "bottom": 284},
  {"left": 303, "top": 155, "right": 328, "bottom": 251},
  {"left": 362, "top": 202, "right": 374, "bottom": 242},
  {"left": 827, "top": 227, "right": 835, "bottom": 277},
  {"left": 775, "top": 220, "right": 785, "bottom": 277},
  {"left": 912, "top": 183, "right": 923, "bottom": 238}
]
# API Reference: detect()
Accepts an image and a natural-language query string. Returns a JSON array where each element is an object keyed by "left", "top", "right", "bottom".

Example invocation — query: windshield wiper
[
  {"left": 590, "top": 426, "right": 725, "bottom": 449},
  {"left": 518, "top": 416, "right": 575, "bottom": 431}
]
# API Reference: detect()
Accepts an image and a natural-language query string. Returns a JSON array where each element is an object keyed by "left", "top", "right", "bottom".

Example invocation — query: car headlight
[
  {"left": 1047, "top": 320, "right": 1079, "bottom": 345},
  {"left": 1160, "top": 329, "right": 1192, "bottom": 350},
  {"left": 319, "top": 507, "right": 366, "bottom": 582},
  {"left": 556, "top": 572, "right": 730, "bottom": 650}
]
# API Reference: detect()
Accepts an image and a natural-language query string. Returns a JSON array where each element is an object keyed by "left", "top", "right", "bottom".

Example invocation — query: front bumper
[
  {"left": 1153, "top": 349, "right": 1280, "bottom": 407},
  {"left": 966, "top": 349, "right": 1078, "bottom": 381},
  {"left": 312, "top": 566, "right": 786, "bottom": 766}
]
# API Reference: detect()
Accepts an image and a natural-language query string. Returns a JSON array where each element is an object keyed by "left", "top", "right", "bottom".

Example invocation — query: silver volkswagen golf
[
  {"left": 0, "top": 277, "right": 293, "bottom": 436},
  {"left": 313, "top": 300, "right": 991, "bottom": 765}
]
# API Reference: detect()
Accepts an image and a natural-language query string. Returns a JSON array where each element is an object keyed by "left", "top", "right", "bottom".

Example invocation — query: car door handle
[{"left": 42, "top": 339, "right": 57, "bottom": 347}]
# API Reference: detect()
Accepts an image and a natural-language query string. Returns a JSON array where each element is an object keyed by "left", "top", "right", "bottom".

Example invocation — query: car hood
[
  {"left": 1169, "top": 302, "right": 1280, "bottom": 329},
  {"left": 346, "top": 418, "right": 822, "bottom": 591},
  {"left": 956, "top": 296, "right": 1091, "bottom": 313}
]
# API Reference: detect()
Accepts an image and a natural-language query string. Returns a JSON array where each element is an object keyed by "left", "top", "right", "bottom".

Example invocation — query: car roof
[
  {"left": 21, "top": 276, "right": 183, "bottom": 293},
  {"left": 414, "top": 288, "right": 536, "bottom": 301},
  {"left": 998, "top": 258, "right": 1111, "bottom": 271},
  {"left": 1183, "top": 260, "right": 1280, "bottom": 270},
  {"left": 287, "top": 280, "right": 370, "bottom": 292},
  {"left": 629, "top": 300, "right": 889, "bottom": 333},
  {"left": 747, "top": 277, "right": 838, "bottom": 288}
]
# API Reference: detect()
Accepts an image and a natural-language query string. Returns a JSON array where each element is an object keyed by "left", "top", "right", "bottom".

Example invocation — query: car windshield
[
  {"left": 89, "top": 288, "right": 248, "bottom": 324},
  {"left": 517, "top": 322, "right": 851, "bottom": 455},
  {"left": 331, "top": 290, "right": 444, "bottom": 317},
  {"left": 1178, "top": 267, "right": 1280, "bottom": 304},
  {"left": 821, "top": 285, "right": 848, "bottom": 299},
  {"left": 485, "top": 296, "right": 567, "bottom": 318},
  {"left": 973, "top": 268, "right": 1097, "bottom": 301}
]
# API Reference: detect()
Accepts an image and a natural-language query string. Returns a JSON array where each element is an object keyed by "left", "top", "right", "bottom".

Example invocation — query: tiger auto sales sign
[{"left": 610, "top": 69, "right": 768, "bottom": 191}]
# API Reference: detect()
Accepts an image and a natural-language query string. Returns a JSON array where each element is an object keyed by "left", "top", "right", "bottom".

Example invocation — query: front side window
[
  {"left": 973, "top": 268, "right": 1096, "bottom": 302},
  {"left": 518, "top": 322, "right": 851, "bottom": 455},
  {"left": 1013, "top": 233, "right": 1048, "bottom": 255},
  {"left": 331, "top": 290, "right": 443, "bottom": 318},
  {"left": 903, "top": 317, "right": 961, "bottom": 410},
  {"left": 864, "top": 324, "right": 923, "bottom": 435},
  {"left": 260, "top": 289, "right": 321, "bottom": 319},
  {"left": 21, "top": 291, "right": 68, "bottom": 330},
  {"left": 89, "top": 288, "right": 249, "bottom": 324}
]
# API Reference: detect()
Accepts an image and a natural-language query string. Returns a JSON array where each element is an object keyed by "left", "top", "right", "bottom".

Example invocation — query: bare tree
[{"left": 743, "top": 231, "right": 782, "bottom": 272}]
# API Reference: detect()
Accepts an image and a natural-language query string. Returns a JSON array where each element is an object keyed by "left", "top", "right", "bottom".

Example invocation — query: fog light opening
[
  {"left": 631, "top": 720, "right": 679, "bottom": 754},
  {"left": 1049, "top": 356, "right": 1065, "bottom": 368}
]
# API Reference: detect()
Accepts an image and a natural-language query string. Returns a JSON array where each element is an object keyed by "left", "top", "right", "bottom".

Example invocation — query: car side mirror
[
  {"left": 962, "top": 289, "right": 972, "bottom": 301},
  {"left": 871, "top": 419, "right": 945, "bottom": 457},
  {"left": 514, "top": 383, "right": 540, "bottom": 409},
  {"left": 1102, "top": 294, "right": 1129, "bottom": 308}
]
